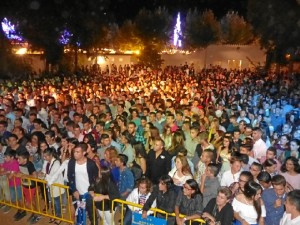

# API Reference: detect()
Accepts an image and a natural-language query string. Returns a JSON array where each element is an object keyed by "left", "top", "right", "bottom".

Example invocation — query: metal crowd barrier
[
  {"left": 110, "top": 199, "right": 206, "bottom": 225},
  {"left": 0, "top": 175, "right": 73, "bottom": 224}
]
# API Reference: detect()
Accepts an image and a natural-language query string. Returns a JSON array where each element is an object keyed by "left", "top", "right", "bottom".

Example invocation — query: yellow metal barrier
[
  {"left": 0, "top": 175, "right": 74, "bottom": 224},
  {"left": 111, "top": 199, "right": 206, "bottom": 225}
]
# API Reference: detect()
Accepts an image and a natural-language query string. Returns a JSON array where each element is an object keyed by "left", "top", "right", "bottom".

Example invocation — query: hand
[
  {"left": 142, "top": 211, "right": 147, "bottom": 219},
  {"left": 274, "top": 198, "right": 282, "bottom": 208},
  {"left": 176, "top": 216, "right": 184, "bottom": 225},
  {"left": 93, "top": 194, "right": 106, "bottom": 202},
  {"left": 73, "top": 191, "right": 80, "bottom": 200}
]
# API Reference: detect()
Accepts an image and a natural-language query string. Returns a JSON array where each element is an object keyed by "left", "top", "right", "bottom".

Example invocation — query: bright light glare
[
  {"left": 97, "top": 56, "right": 106, "bottom": 64},
  {"left": 16, "top": 48, "right": 27, "bottom": 55}
]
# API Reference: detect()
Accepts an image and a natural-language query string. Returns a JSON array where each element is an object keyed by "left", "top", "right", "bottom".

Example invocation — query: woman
[
  {"left": 280, "top": 156, "right": 300, "bottom": 189},
  {"left": 202, "top": 187, "right": 234, "bottom": 225},
  {"left": 211, "top": 130, "right": 225, "bottom": 151},
  {"left": 175, "top": 179, "right": 203, "bottom": 225},
  {"left": 88, "top": 166, "right": 120, "bottom": 225},
  {"left": 161, "top": 125, "right": 172, "bottom": 151},
  {"left": 130, "top": 108, "right": 141, "bottom": 127},
  {"left": 44, "top": 148, "right": 65, "bottom": 225},
  {"left": 124, "top": 177, "right": 154, "bottom": 225},
  {"left": 232, "top": 181, "right": 266, "bottom": 225},
  {"left": 117, "top": 116, "right": 127, "bottom": 133},
  {"left": 275, "top": 135, "right": 290, "bottom": 162},
  {"left": 217, "top": 136, "right": 233, "bottom": 173},
  {"left": 168, "top": 155, "right": 193, "bottom": 192},
  {"left": 168, "top": 131, "right": 185, "bottom": 157},
  {"left": 120, "top": 130, "right": 135, "bottom": 166},
  {"left": 86, "top": 141, "right": 101, "bottom": 177},
  {"left": 100, "top": 147, "right": 119, "bottom": 184},
  {"left": 142, "top": 175, "right": 177, "bottom": 225},
  {"left": 285, "top": 139, "right": 300, "bottom": 160},
  {"left": 132, "top": 142, "right": 147, "bottom": 178},
  {"left": 143, "top": 122, "right": 154, "bottom": 152}
]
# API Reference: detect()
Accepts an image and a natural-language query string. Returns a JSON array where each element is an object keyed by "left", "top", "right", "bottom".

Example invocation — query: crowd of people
[{"left": 0, "top": 63, "right": 300, "bottom": 225}]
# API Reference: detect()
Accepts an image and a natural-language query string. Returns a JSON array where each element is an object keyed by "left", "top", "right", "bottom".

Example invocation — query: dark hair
[
  {"left": 263, "top": 159, "right": 277, "bottom": 168},
  {"left": 267, "top": 146, "right": 277, "bottom": 157},
  {"left": 121, "top": 130, "right": 135, "bottom": 145},
  {"left": 133, "top": 142, "right": 147, "bottom": 158},
  {"left": 281, "top": 156, "right": 300, "bottom": 173},
  {"left": 4, "top": 150, "right": 16, "bottom": 158},
  {"left": 159, "top": 175, "right": 173, "bottom": 190},
  {"left": 271, "top": 174, "right": 287, "bottom": 186},
  {"left": 257, "top": 171, "right": 271, "bottom": 183},
  {"left": 286, "top": 190, "right": 300, "bottom": 212},
  {"left": 251, "top": 162, "right": 263, "bottom": 172},
  {"left": 117, "top": 154, "right": 128, "bottom": 166},
  {"left": 17, "top": 151, "right": 30, "bottom": 160},
  {"left": 243, "top": 181, "right": 262, "bottom": 221},
  {"left": 45, "top": 130, "right": 56, "bottom": 138},
  {"left": 185, "top": 179, "right": 201, "bottom": 198},
  {"left": 8, "top": 133, "right": 18, "bottom": 140},
  {"left": 44, "top": 147, "right": 59, "bottom": 159},
  {"left": 240, "top": 171, "right": 254, "bottom": 182}
]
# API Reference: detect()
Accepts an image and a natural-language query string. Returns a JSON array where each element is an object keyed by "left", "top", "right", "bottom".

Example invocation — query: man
[
  {"left": 68, "top": 143, "right": 99, "bottom": 225},
  {"left": 220, "top": 157, "right": 242, "bottom": 187},
  {"left": 12, "top": 126, "right": 28, "bottom": 147},
  {"left": 165, "top": 114, "right": 178, "bottom": 133},
  {"left": 149, "top": 112, "right": 163, "bottom": 134},
  {"left": 115, "top": 154, "right": 134, "bottom": 200},
  {"left": 0, "top": 120, "right": 11, "bottom": 145},
  {"left": 6, "top": 134, "right": 27, "bottom": 155},
  {"left": 240, "top": 144, "right": 259, "bottom": 167},
  {"left": 262, "top": 175, "right": 287, "bottom": 225},
  {"left": 280, "top": 190, "right": 300, "bottom": 225},
  {"left": 146, "top": 138, "right": 171, "bottom": 185},
  {"left": 127, "top": 122, "right": 145, "bottom": 145},
  {"left": 252, "top": 127, "right": 267, "bottom": 161},
  {"left": 82, "top": 119, "right": 99, "bottom": 143}
]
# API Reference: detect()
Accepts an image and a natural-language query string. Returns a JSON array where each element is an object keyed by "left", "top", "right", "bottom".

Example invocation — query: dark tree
[{"left": 248, "top": 0, "right": 300, "bottom": 68}]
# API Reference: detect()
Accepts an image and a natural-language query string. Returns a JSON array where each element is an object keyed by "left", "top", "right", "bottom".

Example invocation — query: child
[
  {"left": 15, "top": 151, "right": 39, "bottom": 223},
  {"left": 0, "top": 144, "right": 11, "bottom": 213},
  {"left": 194, "top": 149, "right": 214, "bottom": 185},
  {"left": 1, "top": 150, "right": 22, "bottom": 214}
]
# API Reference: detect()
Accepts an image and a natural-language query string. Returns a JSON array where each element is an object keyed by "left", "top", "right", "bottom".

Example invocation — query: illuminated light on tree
[
  {"left": 173, "top": 13, "right": 182, "bottom": 47},
  {"left": 59, "top": 29, "right": 73, "bottom": 45},
  {"left": 1, "top": 18, "right": 24, "bottom": 41}
]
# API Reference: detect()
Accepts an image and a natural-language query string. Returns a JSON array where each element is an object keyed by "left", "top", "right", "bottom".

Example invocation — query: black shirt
[
  {"left": 146, "top": 149, "right": 171, "bottom": 185},
  {"left": 203, "top": 198, "right": 234, "bottom": 225},
  {"left": 19, "top": 161, "right": 36, "bottom": 188}
]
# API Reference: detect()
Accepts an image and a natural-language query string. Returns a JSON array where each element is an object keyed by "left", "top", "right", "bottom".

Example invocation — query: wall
[{"left": 161, "top": 44, "right": 266, "bottom": 71}]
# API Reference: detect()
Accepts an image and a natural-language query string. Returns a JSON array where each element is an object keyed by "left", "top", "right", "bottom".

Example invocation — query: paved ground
[{"left": 0, "top": 207, "right": 63, "bottom": 225}]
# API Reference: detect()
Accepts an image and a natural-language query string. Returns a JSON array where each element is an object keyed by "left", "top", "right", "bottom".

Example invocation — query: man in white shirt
[
  {"left": 252, "top": 127, "right": 267, "bottom": 161},
  {"left": 280, "top": 190, "right": 300, "bottom": 225},
  {"left": 220, "top": 157, "right": 242, "bottom": 187}
]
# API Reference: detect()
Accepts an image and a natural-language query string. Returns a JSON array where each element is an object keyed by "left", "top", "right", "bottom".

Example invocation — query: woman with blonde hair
[
  {"left": 217, "top": 136, "right": 233, "bottom": 173},
  {"left": 168, "top": 155, "right": 193, "bottom": 192},
  {"left": 168, "top": 131, "right": 185, "bottom": 157},
  {"left": 161, "top": 125, "right": 172, "bottom": 151}
]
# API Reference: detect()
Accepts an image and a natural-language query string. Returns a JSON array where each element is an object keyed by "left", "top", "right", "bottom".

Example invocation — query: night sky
[{"left": 109, "top": 0, "right": 248, "bottom": 23}]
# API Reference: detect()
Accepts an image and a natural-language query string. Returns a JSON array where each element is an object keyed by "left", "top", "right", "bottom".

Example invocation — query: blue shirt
[
  {"left": 117, "top": 167, "right": 134, "bottom": 199},
  {"left": 262, "top": 188, "right": 286, "bottom": 225}
]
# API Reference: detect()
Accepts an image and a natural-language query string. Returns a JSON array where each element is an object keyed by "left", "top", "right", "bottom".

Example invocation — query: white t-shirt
[
  {"left": 220, "top": 170, "right": 241, "bottom": 187},
  {"left": 280, "top": 212, "right": 300, "bottom": 225},
  {"left": 253, "top": 139, "right": 267, "bottom": 160},
  {"left": 232, "top": 198, "right": 266, "bottom": 224},
  {"left": 75, "top": 162, "right": 89, "bottom": 195}
]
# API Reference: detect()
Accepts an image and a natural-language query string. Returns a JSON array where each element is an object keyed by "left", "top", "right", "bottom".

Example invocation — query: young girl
[{"left": 44, "top": 148, "right": 65, "bottom": 225}]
